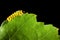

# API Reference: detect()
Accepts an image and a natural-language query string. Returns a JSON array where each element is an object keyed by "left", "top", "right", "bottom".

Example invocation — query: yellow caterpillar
[{"left": 7, "top": 10, "right": 24, "bottom": 22}]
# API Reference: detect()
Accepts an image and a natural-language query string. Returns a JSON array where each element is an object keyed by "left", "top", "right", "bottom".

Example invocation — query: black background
[{"left": 0, "top": 0, "right": 60, "bottom": 35}]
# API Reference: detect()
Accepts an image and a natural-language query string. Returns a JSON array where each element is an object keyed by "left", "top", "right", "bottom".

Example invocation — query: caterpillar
[{"left": 7, "top": 10, "right": 24, "bottom": 22}]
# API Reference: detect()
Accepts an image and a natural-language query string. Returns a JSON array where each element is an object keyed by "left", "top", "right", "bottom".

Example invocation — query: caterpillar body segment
[{"left": 7, "top": 10, "right": 24, "bottom": 22}]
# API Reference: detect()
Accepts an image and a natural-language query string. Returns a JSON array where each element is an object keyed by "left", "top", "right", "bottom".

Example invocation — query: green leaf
[
  {"left": 59, "top": 35, "right": 60, "bottom": 40},
  {"left": 0, "top": 13, "right": 59, "bottom": 40}
]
